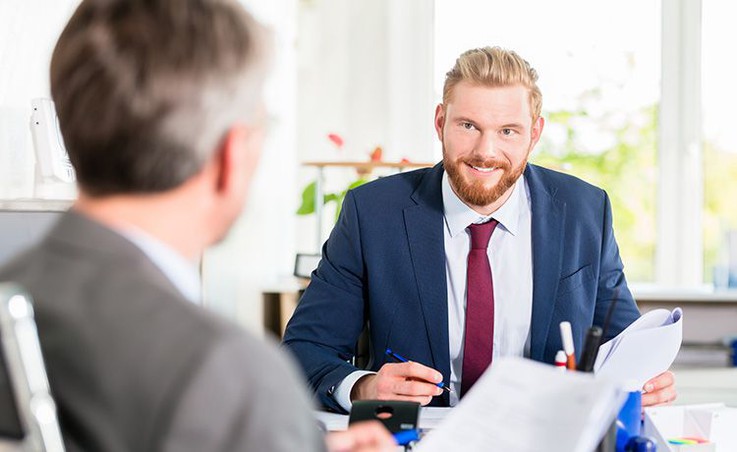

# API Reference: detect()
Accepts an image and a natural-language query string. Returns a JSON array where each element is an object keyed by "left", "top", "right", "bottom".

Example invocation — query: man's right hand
[{"left": 351, "top": 362, "right": 444, "bottom": 405}]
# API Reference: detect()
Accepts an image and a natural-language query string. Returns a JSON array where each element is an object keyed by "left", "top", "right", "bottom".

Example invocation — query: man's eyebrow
[
  {"left": 453, "top": 116, "right": 478, "bottom": 124},
  {"left": 499, "top": 122, "right": 525, "bottom": 129}
]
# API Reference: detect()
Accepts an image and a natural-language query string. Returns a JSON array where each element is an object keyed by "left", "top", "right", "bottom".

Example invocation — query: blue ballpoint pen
[{"left": 385, "top": 348, "right": 453, "bottom": 393}]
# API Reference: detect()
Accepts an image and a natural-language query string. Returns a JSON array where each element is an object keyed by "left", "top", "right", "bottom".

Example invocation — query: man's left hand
[{"left": 641, "top": 371, "right": 677, "bottom": 407}]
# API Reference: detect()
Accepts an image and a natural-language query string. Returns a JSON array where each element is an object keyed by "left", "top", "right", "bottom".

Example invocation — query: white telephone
[{"left": 30, "top": 98, "right": 76, "bottom": 199}]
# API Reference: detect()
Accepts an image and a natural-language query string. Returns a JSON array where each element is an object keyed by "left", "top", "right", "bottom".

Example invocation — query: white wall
[
  {"left": 295, "top": 0, "right": 436, "bottom": 253},
  {"left": 0, "top": 0, "right": 79, "bottom": 199},
  {"left": 202, "top": 0, "right": 299, "bottom": 333}
]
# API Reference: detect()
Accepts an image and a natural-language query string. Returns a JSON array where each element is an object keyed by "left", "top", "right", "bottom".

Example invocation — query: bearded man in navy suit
[{"left": 284, "top": 46, "right": 676, "bottom": 413}]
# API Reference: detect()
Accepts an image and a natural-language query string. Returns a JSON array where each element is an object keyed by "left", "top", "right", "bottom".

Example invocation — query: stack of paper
[
  {"left": 416, "top": 357, "right": 625, "bottom": 452},
  {"left": 594, "top": 308, "right": 683, "bottom": 388}
]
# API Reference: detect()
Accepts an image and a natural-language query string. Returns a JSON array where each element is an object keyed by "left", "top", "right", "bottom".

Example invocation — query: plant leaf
[{"left": 296, "top": 181, "right": 316, "bottom": 215}]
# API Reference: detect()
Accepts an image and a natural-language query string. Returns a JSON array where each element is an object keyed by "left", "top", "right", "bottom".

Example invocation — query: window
[{"left": 702, "top": 0, "right": 737, "bottom": 286}]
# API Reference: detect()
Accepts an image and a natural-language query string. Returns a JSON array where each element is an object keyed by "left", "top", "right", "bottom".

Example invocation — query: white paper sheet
[
  {"left": 417, "top": 407, "right": 451, "bottom": 430},
  {"left": 594, "top": 308, "right": 683, "bottom": 389},
  {"left": 415, "top": 357, "right": 624, "bottom": 452}
]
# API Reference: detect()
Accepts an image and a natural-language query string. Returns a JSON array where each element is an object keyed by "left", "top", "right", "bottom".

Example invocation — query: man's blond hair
[{"left": 442, "top": 46, "right": 542, "bottom": 121}]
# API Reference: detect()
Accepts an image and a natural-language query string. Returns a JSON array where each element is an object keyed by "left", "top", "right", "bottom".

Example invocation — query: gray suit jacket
[{"left": 0, "top": 211, "right": 325, "bottom": 452}]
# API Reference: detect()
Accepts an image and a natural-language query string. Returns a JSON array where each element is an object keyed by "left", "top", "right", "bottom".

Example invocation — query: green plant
[
  {"left": 296, "top": 178, "right": 368, "bottom": 222},
  {"left": 297, "top": 134, "right": 382, "bottom": 222}
]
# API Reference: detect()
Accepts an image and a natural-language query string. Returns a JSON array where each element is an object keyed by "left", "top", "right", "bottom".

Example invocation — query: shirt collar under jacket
[{"left": 117, "top": 225, "right": 202, "bottom": 304}]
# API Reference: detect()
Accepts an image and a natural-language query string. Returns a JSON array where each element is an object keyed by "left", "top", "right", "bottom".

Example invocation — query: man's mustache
[{"left": 459, "top": 157, "right": 511, "bottom": 170}]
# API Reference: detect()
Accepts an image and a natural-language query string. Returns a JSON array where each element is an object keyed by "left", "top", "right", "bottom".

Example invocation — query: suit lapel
[
  {"left": 525, "top": 165, "right": 566, "bottom": 361},
  {"left": 403, "top": 164, "right": 450, "bottom": 380}
]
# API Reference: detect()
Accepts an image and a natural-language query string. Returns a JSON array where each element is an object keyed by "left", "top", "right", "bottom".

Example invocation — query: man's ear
[
  {"left": 214, "top": 124, "right": 249, "bottom": 194},
  {"left": 434, "top": 103, "right": 446, "bottom": 141},
  {"left": 530, "top": 116, "right": 545, "bottom": 147}
]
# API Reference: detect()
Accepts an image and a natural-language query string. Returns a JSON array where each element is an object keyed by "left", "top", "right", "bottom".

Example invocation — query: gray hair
[{"left": 50, "top": 0, "right": 271, "bottom": 195}]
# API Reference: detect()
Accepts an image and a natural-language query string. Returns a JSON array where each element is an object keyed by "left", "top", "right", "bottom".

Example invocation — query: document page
[
  {"left": 416, "top": 357, "right": 624, "bottom": 452},
  {"left": 594, "top": 308, "right": 683, "bottom": 388}
]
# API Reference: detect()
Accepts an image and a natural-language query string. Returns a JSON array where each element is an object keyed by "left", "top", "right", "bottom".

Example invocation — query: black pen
[
  {"left": 385, "top": 348, "right": 453, "bottom": 393},
  {"left": 579, "top": 290, "right": 620, "bottom": 372},
  {"left": 577, "top": 326, "right": 603, "bottom": 372}
]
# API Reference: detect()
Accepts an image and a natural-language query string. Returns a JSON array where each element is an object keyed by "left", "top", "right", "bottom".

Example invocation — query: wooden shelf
[
  {"left": 302, "top": 160, "right": 435, "bottom": 169},
  {"left": 302, "top": 160, "right": 435, "bottom": 176}
]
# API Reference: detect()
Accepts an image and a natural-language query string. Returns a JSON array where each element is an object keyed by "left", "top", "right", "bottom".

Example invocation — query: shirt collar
[
  {"left": 442, "top": 171, "right": 526, "bottom": 238},
  {"left": 116, "top": 226, "right": 202, "bottom": 304}
]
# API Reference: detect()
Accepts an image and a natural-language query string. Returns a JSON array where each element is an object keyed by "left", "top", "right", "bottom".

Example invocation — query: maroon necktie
[{"left": 461, "top": 219, "right": 498, "bottom": 397}]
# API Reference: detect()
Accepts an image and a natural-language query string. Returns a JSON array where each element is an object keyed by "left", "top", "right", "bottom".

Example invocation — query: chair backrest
[{"left": 0, "top": 283, "right": 65, "bottom": 452}]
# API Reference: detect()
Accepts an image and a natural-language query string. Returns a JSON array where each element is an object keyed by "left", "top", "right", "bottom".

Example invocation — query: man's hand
[
  {"left": 641, "top": 371, "right": 677, "bottom": 407},
  {"left": 325, "top": 421, "right": 396, "bottom": 452},
  {"left": 351, "top": 362, "right": 444, "bottom": 405}
]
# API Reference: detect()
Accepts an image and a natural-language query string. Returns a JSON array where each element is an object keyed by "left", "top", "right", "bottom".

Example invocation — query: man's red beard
[{"left": 443, "top": 150, "right": 526, "bottom": 208}]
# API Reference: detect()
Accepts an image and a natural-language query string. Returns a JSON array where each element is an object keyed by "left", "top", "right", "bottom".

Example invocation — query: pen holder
[{"left": 616, "top": 390, "right": 643, "bottom": 451}]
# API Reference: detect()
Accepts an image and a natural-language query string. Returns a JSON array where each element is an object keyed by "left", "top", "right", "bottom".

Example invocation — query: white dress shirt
[
  {"left": 118, "top": 226, "right": 202, "bottom": 304},
  {"left": 334, "top": 172, "right": 534, "bottom": 410},
  {"left": 442, "top": 172, "right": 533, "bottom": 405}
]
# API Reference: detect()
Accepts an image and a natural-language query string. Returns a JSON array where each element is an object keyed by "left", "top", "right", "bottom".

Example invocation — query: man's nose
[{"left": 474, "top": 132, "right": 497, "bottom": 158}]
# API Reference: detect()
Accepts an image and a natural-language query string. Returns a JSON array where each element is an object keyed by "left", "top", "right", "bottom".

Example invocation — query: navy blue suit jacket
[{"left": 283, "top": 163, "right": 640, "bottom": 412}]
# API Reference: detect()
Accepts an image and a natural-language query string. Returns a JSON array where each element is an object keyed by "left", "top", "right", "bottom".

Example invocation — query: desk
[
  {"left": 314, "top": 368, "right": 737, "bottom": 432},
  {"left": 262, "top": 280, "right": 305, "bottom": 338}
]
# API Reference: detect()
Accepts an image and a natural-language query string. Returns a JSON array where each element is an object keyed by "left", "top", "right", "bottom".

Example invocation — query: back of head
[
  {"left": 51, "top": 0, "right": 270, "bottom": 196},
  {"left": 442, "top": 46, "right": 542, "bottom": 121}
]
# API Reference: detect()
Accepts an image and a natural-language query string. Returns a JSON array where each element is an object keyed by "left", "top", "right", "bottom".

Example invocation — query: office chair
[{"left": 0, "top": 283, "right": 65, "bottom": 452}]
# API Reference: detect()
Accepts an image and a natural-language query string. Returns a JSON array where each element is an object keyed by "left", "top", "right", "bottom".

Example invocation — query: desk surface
[{"left": 316, "top": 367, "right": 737, "bottom": 432}]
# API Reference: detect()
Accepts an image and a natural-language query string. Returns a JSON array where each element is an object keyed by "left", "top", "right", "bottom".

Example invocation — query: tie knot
[{"left": 468, "top": 220, "right": 498, "bottom": 250}]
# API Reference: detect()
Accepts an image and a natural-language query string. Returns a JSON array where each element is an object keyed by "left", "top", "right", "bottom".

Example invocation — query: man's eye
[
  {"left": 461, "top": 122, "right": 475, "bottom": 130},
  {"left": 501, "top": 128, "right": 515, "bottom": 136}
]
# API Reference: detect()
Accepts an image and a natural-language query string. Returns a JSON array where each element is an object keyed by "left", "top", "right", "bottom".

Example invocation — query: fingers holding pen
[
  {"left": 375, "top": 362, "right": 444, "bottom": 403},
  {"left": 352, "top": 362, "right": 444, "bottom": 405}
]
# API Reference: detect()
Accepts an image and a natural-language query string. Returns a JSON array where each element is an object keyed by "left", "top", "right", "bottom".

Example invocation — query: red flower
[
  {"left": 369, "top": 146, "right": 383, "bottom": 162},
  {"left": 327, "top": 133, "right": 344, "bottom": 149}
]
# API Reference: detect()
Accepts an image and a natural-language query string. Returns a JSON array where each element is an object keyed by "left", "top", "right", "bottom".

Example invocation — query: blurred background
[{"left": 1, "top": 0, "right": 736, "bottom": 350}]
